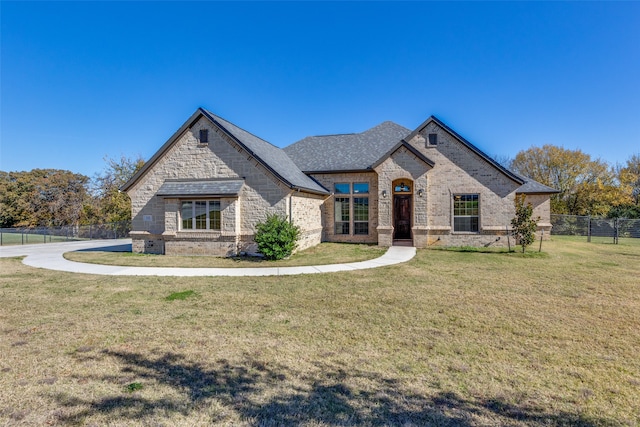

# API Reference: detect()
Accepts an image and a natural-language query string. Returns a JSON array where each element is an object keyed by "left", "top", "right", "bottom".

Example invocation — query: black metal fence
[
  {"left": 551, "top": 214, "right": 640, "bottom": 243},
  {"left": 0, "top": 221, "right": 131, "bottom": 246}
]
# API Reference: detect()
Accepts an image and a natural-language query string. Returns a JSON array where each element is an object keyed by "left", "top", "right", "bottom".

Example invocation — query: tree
[
  {"left": 254, "top": 214, "right": 300, "bottom": 260},
  {"left": 0, "top": 169, "right": 90, "bottom": 227},
  {"left": 88, "top": 155, "right": 145, "bottom": 224},
  {"left": 511, "top": 194, "right": 538, "bottom": 253},
  {"left": 511, "top": 145, "right": 625, "bottom": 216},
  {"left": 618, "top": 153, "right": 640, "bottom": 206}
]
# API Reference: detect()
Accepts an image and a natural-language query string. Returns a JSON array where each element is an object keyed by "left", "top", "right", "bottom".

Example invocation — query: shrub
[
  {"left": 511, "top": 194, "right": 539, "bottom": 253},
  {"left": 254, "top": 214, "right": 300, "bottom": 260}
]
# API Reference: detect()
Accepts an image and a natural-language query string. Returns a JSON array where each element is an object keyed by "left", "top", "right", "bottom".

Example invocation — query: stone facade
[
  {"left": 128, "top": 116, "right": 297, "bottom": 256},
  {"left": 125, "top": 110, "right": 556, "bottom": 255}
]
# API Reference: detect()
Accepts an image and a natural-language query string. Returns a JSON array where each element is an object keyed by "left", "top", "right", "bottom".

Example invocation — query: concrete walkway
[{"left": 0, "top": 239, "right": 416, "bottom": 277}]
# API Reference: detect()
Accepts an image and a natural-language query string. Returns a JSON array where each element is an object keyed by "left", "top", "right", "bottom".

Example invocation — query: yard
[{"left": 1, "top": 237, "right": 639, "bottom": 426}]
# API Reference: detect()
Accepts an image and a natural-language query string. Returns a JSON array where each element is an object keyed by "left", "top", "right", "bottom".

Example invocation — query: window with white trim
[
  {"left": 334, "top": 182, "right": 369, "bottom": 235},
  {"left": 453, "top": 194, "right": 479, "bottom": 232},
  {"left": 181, "top": 200, "right": 220, "bottom": 230}
]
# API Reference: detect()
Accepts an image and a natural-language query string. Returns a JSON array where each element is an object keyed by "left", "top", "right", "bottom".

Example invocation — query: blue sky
[{"left": 1, "top": 1, "right": 639, "bottom": 177}]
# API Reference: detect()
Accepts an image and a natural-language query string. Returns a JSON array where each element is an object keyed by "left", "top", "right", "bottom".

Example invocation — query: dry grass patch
[
  {"left": 63, "top": 242, "right": 386, "bottom": 268},
  {"left": 1, "top": 237, "right": 639, "bottom": 425}
]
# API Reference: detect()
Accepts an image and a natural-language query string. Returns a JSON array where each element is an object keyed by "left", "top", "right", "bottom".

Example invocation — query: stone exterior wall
[
  {"left": 291, "top": 191, "right": 326, "bottom": 251},
  {"left": 374, "top": 146, "right": 432, "bottom": 247},
  {"left": 524, "top": 194, "right": 553, "bottom": 240},
  {"left": 309, "top": 172, "right": 378, "bottom": 244},
  {"left": 127, "top": 116, "right": 293, "bottom": 256},
  {"left": 405, "top": 122, "right": 524, "bottom": 247}
]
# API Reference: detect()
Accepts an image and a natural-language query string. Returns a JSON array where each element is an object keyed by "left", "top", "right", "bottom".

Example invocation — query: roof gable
[
  {"left": 404, "top": 115, "right": 525, "bottom": 185},
  {"left": 371, "top": 140, "right": 435, "bottom": 169},
  {"left": 121, "top": 108, "right": 328, "bottom": 195}
]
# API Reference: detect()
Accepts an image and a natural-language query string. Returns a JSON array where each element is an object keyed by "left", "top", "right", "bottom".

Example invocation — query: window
[
  {"left": 181, "top": 200, "right": 220, "bottom": 230},
  {"left": 335, "top": 197, "right": 350, "bottom": 234},
  {"left": 428, "top": 133, "right": 438, "bottom": 146},
  {"left": 334, "top": 182, "right": 369, "bottom": 235},
  {"left": 353, "top": 182, "right": 369, "bottom": 194},
  {"left": 353, "top": 197, "right": 369, "bottom": 235},
  {"left": 334, "top": 183, "right": 350, "bottom": 194},
  {"left": 394, "top": 182, "right": 411, "bottom": 193},
  {"left": 453, "top": 194, "right": 479, "bottom": 232},
  {"left": 199, "top": 129, "right": 209, "bottom": 144}
]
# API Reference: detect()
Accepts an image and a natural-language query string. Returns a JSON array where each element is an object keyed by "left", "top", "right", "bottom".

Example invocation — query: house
[{"left": 121, "top": 108, "right": 557, "bottom": 255}]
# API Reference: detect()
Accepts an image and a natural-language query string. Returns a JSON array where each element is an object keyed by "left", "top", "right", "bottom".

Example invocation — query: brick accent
[{"left": 309, "top": 172, "right": 378, "bottom": 244}]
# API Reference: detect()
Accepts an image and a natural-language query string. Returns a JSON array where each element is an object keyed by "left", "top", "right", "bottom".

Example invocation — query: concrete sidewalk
[{"left": 0, "top": 239, "right": 416, "bottom": 277}]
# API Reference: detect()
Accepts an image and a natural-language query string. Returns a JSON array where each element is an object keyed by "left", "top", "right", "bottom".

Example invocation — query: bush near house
[{"left": 254, "top": 214, "right": 300, "bottom": 260}]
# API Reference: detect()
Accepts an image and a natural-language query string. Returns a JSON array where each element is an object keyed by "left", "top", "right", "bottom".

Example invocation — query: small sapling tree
[
  {"left": 511, "top": 194, "right": 539, "bottom": 253},
  {"left": 254, "top": 214, "right": 300, "bottom": 260}
]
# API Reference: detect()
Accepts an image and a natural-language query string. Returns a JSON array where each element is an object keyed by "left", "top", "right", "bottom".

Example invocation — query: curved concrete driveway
[{"left": 0, "top": 239, "right": 416, "bottom": 277}]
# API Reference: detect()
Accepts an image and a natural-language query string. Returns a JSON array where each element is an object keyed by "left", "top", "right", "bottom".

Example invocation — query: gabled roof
[
  {"left": 371, "top": 140, "right": 435, "bottom": 169},
  {"left": 284, "top": 121, "right": 412, "bottom": 172},
  {"left": 404, "top": 115, "right": 558, "bottom": 193},
  {"left": 403, "top": 115, "right": 525, "bottom": 185},
  {"left": 121, "top": 108, "right": 328, "bottom": 195}
]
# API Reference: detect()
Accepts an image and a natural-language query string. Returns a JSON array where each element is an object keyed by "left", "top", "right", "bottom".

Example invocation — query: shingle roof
[
  {"left": 121, "top": 108, "right": 329, "bottom": 195},
  {"left": 513, "top": 173, "right": 560, "bottom": 194},
  {"left": 200, "top": 109, "right": 328, "bottom": 194},
  {"left": 284, "top": 121, "right": 412, "bottom": 172},
  {"left": 157, "top": 179, "right": 244, "bottom": 197}
]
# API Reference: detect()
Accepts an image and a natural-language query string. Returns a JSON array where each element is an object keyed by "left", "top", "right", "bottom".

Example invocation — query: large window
[
  {"left": 334, "top": 183, "right": 369, "bottom": 235},
  {"left": 353, "top": 197, "right": 369, "bottom": 235},
  {"left": 335, "top": 197, "right": 350, "bottom": 234},
  {"left": 453, "top": 194, "right": 479, "bottom": 232},
  {"left": 181, "top": 200, "right": 220, "bottom": 230}
]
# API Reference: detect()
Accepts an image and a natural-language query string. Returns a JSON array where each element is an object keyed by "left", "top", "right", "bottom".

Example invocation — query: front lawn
[
  {"left": 63, "top": 242, "right": 386, "bottom": 267},
  {"left": 1, "top": 238, "right": 639, "bottom": 425}
]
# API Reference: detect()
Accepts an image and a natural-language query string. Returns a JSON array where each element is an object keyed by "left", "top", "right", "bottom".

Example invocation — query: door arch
[{"left": 392, "top": 179, "right": 412, "bottom": 240}]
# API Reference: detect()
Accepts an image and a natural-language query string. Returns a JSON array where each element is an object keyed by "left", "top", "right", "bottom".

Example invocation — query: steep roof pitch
[
  {"left": 283, "top": 121, "right": 412, "bottom": 172},
  {"left": 403, "top": 115, "right": 558, "bottom": 194},
  {"left": 121, "top": 108, "right": 328, "bottom": 195}
]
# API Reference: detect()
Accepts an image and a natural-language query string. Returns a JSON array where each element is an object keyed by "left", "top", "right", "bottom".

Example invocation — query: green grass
[
  {"left": 165, "top": 290, "right": 197, "bottom": 301},
  {"left": 1, "top": 238, "right": 639, "bottom": 426},
  {"left": 0, "top": 231, "right": 82, "bottom": 246},
  {"left": 63, "top": 242, "right": 387, "bottom": 268}
]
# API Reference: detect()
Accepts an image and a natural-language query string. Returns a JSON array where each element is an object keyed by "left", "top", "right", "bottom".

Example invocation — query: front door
[{"left": 394, "top": 195, "right": 412, "bottom": 240}]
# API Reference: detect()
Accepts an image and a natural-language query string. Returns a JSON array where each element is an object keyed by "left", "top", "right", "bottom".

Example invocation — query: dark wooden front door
[{"left": 394, "top": 195, "right": 412, "bottom": 240}]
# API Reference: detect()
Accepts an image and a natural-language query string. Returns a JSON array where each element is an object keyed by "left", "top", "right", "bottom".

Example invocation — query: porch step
[{"left": 392, "top": 239, "right": 414, "bottom": 247}]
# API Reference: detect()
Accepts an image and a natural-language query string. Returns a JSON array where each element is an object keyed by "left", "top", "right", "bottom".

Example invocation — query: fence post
[
  {"left": 89, "top": 225, "right": 92, "bottom": 240},
  {"left": 587, "top": 216, "right": 591, "bottom": 243},
  {"left": 614, "top": 218, "right": 619, "bottom": 244},
  {"left": 22, "top": 232, "right": 24, "bottom": 245},
  {"left": 539, "top": 230, "right": 544, "bottom": 252}
]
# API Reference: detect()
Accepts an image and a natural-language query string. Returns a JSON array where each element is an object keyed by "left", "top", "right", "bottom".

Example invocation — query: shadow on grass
[{"left": 52, "top": 350, "right": 610, "bottom": 426}]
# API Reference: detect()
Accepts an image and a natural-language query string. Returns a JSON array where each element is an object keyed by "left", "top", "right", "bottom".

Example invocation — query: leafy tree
[
  {"left": 618, "top": 153, "right": 640, "bottom": 206},
  {"left": 0, "top": 169, "right": 90, "bottom": 227},
  {"left": 511, "top": 194, "right": 539, "bottom": 253},
  {"left": 511, "top": 145, "right": 625, "bottom": 216},
  {"left": 87, "top": 155, "right": 144, "bottom": 224},
  {"left": 254, "top": 214, "right": 300, "bottom": 260}
]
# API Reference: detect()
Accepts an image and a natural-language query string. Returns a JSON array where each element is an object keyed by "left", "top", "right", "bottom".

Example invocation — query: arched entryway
[{"left": 392, "top": 179, "right": 413, "bottom": 243}]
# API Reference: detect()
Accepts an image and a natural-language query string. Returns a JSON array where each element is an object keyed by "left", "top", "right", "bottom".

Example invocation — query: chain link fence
[
  {"left": 551, "top": 214, "right": 640, "bottom": 244},
  {"left": 0, "top": 221, "right": 131, "bottom": 246}
]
